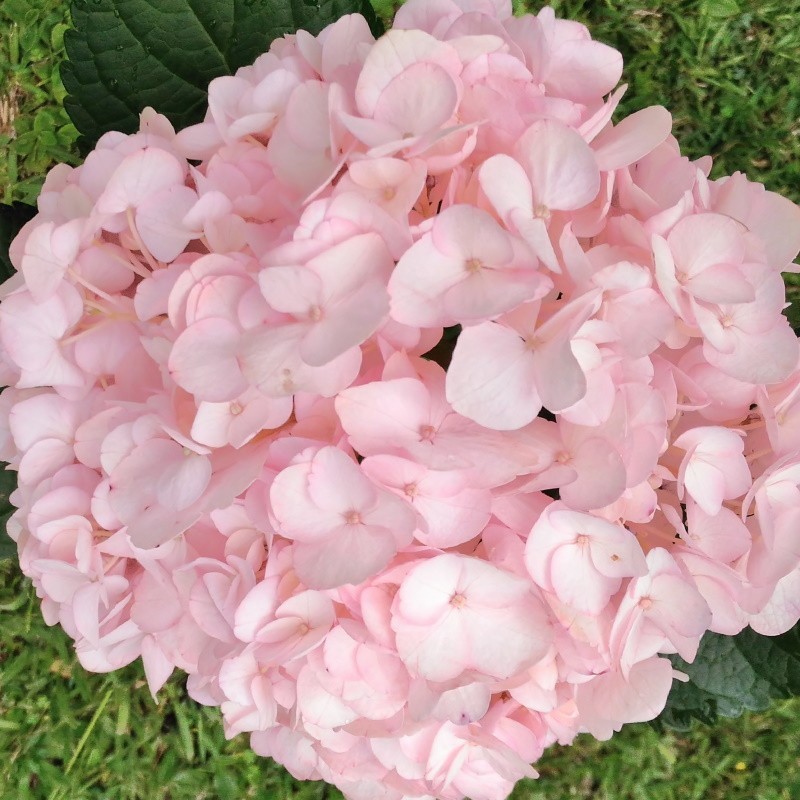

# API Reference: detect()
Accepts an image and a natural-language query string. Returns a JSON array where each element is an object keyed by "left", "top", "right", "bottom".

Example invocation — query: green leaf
[
  {"left": 0, "top": 202, "right": 36, "bottom": 283},
  {"left": 0, "top": 466, "right": 17, "bottom": 561},
  {"left": 657, "top": 626, "right": 800, "bottom": 729},
  {"left": 62, "top": 0, "right": 383, "bottom": 151},
  {"left": 51, "top": 22, "right": 69, "bottom": 51},
  {"left": 784, "top": 285, "right": 800, "bottom": 332}
]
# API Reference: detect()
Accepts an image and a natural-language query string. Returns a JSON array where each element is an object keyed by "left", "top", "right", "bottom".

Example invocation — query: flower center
[
  {"left": 524, "top": 335, "right": 542, "bottom": 352},
  {"left": 419, "top": 424, "right": 436, "bottom": 442},
  {"left": 465, "top": 258, "right": 483, "bottom": 273},
  {"left": 280, "top": 368, "right": 295, "bottom": 393},
  {"left": 344, "top": 510, "right": 362, "bottom": 525},
  {"left": 450, "top": 592, "right": 467, "bottom": 608}
]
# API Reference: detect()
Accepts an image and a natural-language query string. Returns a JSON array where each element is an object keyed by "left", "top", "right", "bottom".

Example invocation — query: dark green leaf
[
  {"left": 784, "top": 285, "right": 800, "bottom": 333},
  {"left": 62, "top": 0, "right": 383, "bottom": 151},
  {"left": 0, "top": 467, "right": 17, "bottom": 561},
  {"left": 0, "top": 202, "right": 36, "bottom": 283},
  {"left": 657, "top": 626, "right": 800, "bottom": 729}
]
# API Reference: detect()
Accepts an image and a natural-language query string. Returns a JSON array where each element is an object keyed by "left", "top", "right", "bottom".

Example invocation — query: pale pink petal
[
  {"left": 156, "top": 453, "right": 212, "bottom": 511},
  {"left": 336, "top": 378, "right": 431, "bottom": 455},
  {"left": 477, "top": 154, "right": 533, "bottom": 222},
  {"left": 559, "top": 437, "right": 627, "bottom": 511},
  {"left": 545, "top": 38, "right": 623, "bottom": 105},
  {"left": 685, "top": 502, "right": 751, "bottom": 562},
  {"left": 292, "top": 523, "right": 397, "bottom": 589},
  {"left": 97, "top": 148, "right": 185, "bottom": 213},
  {"left": 300, "top": 279, "right": 389, "bottom": 366},
  {"left": 532, "top": 336, "right": 586, "bottom": 412},
  {"left": 750, "top": 566, "right": 800, "bottom": 635},
  {"left": 548, "top": 545, "right": 616, "bottom": 614},
  {"left": 306, "top": 447, "right": 376, "bottom": 515},
  {"left": 135, "top": 185, "right": 198, "bottom": 262},
  {"left": 169, "top": 317, "right": 247, "bottom": 402},
  {"left": 20, "top": 220, "right": 82, "bottom": 301},
  {"left": 355, "top": 30, "right": 462, "bottom": 117},
  {"left": 668, "top": 214, "right": 744, "bottom": 277},
  {"left": 141, "top": 636, "right": 175, "bottom": 698},
  {"left": 234, "top": 579, "right": 280, "bottom": 642},
  {"left": 373, "top": 63, "right": 460, "bottom": 135},
  {"left": 517, "top": 120, "right": 600, "bottom": 211},
  {"left": 576, "top": 657, "right": 673, "bottom": 740},
  {"left": 592, "top": 106, "right": 672, "bottom": 171},
  {"left": 259, "top": 266, "right": 322, "bottom": 315},
  {"left": 705, "top": 321, "right": 799, "bottom": 386},
  {"left": 685, "top": 264, "right": 755, "bottom": 304},
  {"left": 446, "top": 321, "right": 540, "bottom": 430},
  {"left": 270, "top": 462, "right": 342, "bottom": 543}
]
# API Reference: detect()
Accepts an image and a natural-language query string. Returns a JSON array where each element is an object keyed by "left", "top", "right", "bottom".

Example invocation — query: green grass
[{"left": 2, "top": 1, "right": 800, "bottom": 799}]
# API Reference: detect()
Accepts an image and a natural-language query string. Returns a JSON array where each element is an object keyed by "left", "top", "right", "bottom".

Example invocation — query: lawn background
[{"left": 1, "top": 1, "right": 800, "bottom": 798}]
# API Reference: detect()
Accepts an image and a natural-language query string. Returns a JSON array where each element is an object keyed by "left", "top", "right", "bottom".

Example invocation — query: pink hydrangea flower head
[{"left": 2, "top": 3, "right": 800, "bottom": 798}]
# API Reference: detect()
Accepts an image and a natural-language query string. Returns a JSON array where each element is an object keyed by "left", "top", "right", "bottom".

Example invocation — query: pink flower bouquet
[{"left": 2, "top": 1, "right": 800, "bottom": 798}]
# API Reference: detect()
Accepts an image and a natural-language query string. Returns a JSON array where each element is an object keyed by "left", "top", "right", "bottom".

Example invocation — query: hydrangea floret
[{"left": 3, "top": 1, "right": 800, "bottom": 798}]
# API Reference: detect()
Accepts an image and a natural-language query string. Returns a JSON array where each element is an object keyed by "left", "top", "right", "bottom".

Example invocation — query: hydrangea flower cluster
[{"left": 3, "top": 1, "right": 800, "bottom": 798}]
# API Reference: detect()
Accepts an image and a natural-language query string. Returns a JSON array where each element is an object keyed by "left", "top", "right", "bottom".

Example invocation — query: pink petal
[
  {"left": 373, "top": 62, "right": 459, "bottom": 135},
  {"left": 685, "top": 502, "right": 751, "bottom": 562},
  {"left": 306, "top": 447, "right": 376, "bottom": 515},
  {"left": 517, "top": 120, "right": 600, "bottom": 211},
  {"left": 704, "top": 321, "right": 799, "bottom": 386},
  {"left": 532, "top": 335, "right": 587, "bottom": 412},
  {"left": 292, "top": 523, "right": 397, "bottom": 589},
  {"left": 356, "top": 29, "right": 462, "bottom": 117},
  {"left": 559, "top": 438, "right": 628, "bottom": 511},
  {"left": 749, "top": 566, "right": 800, "bottom": 636},
  {"left": 97, "top": 148, "right": 185, "bottom": 213},
  {"left": 478, "top": 153, "right": 533, "bottom": 223},
  {"left": 592, "top": 106, "right": 672, "bottom": 171},
  {"left": 234, "top": 579, "right": 280, "bottom": 642},
  {"left": 135, "top": 185, "right": 198, "bottom": 262},
  {"left": 395, "top": 606, "right": 471, "bottom": 682},
  {"left": 549, "top": 545, "right": 616, "bottom": 614},
  {"left": 442, "top": 268, "right": 550, "bottom": 324},
  {"left": 169, "top": 317, "right": 247, "bottom": 402},
  {"left": 20, "top": 220, "right": 83, "bottom": 301},
  {"left": 300, "top": 278, "right": 389, "bottom": 366},
  {"left": 546, "top": 38, "right": 623, "bottom": 104},
  {"left": 270, "top": 462, "right": 342, "bottom": 543},
  {"left": 446, "top": 321, "right": 540, "bottom": 430},
  {"left": 465, "top": 601, "right": 551, "bottom": 679},
  {"left": 156, "top": 453, "right": 212, "bottom": 511},
  {"left": 685, "top": 264, "right": 755, "bottom": 304},
  {"left": 667, "top": 213, "right": 744, "bottom": 277},
  {"left": 259, "top": 266, "right": 322, "bottom": 315},
  {"left": 336, "top": 378, "right": 431, "bottom": 455}
]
